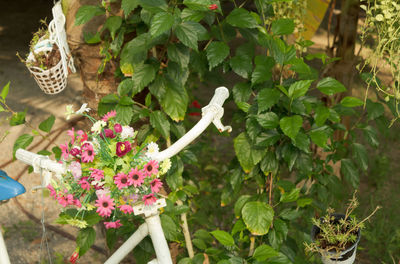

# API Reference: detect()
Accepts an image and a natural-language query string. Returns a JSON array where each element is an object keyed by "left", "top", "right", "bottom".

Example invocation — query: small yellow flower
[{"left": 66, "top": 218, "right": 88, "bottom": 229}]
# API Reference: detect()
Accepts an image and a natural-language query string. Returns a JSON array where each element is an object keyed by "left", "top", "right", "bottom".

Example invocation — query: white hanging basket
[{"left": 25, "top": 1, "right": 75, "bottom": 95}]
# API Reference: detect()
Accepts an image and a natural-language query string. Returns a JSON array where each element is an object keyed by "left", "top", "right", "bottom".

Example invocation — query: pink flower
[
  {"left": 114, "top": 173, "right": 130, "bottom": 189},
  {"left": 104, "top": 220, "right": 122, "bottom": 229},
  {"left": 118, "top": 204, "right": 134, "bottom": 214},
  {"left": 116, "top": 141, "right": 132, "bottom": 157},
  {"left": 114, "top": 123, "right": 122, "bottom": 133},
  {"left": 69, "top": 161, "right": 82, "bottom": 180},
  {"left": 70, "top": 147, "right": 81, "bottom": 157},
  {"left": 81, "top": 143, "right": 95, "bottom": 163},
  {"left": 102, "top": 110, "right": 116, "bottom": 122},
  {"left": 143, "top": 193, "right": 157, "bottom": 205},
  {"left": 103, "top": 129, "right": 116, "bottom": 139},
  {"left": 60, "top": 142, "right": 69, "bottom": 159},
  {"left": 129, "top": 168, "right": 145, "bottom": 187},
  {"left": 78, "top": 178, "right": 90, "bottom": 191},
  {"left": 74, "top": 199, "right": 82, "bottom": 208},
  {"left": 150, "top": 179, "right": 163, "bottom": 193},
  {"left": 47, "top": 184, "right": 57, "bottom": 198},
  {"left": 66, "top": 194, "right": 75, "bottom": 205},
  {"left": 143, "top": 160, "right": 159, "bottom": 177},
  {"left": 209, "top": 4, "right": 218, "bottom": 10},
  {"left": 90, "top": 168, "right": 104, "bottom": 181},
  {"left": 77, "top": 130, "right": 88, "bottom": 143},
  {"left": 69, "top": 251, "right": 79, "bottom": 264},
  {"left": 57, "top": 195, "right": 68, "bottom": 207},
  {"left": 95, "top": 194, "right": 115, "bottom": 217},
  {"left": 67, "top": 127, "right": 75, "bottom": 145}
]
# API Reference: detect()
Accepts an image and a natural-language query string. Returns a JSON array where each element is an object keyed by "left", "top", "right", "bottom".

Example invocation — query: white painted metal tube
[
  {"left": 15, "top": 149, "right": 65, "bottom": 175},
  {"left": 152, "top": 87, "right": 229, "bottom": 162},
  {"left": 104, "top": 223, "right": 149, "bottom": 264},
  {"left": 0, "top": 227, "right": 11, "bottom": 264},
  {"left": 145, "top": 214, "right": 173, "bottom": 264}
]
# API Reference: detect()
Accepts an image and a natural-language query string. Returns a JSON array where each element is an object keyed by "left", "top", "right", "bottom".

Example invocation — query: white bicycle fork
[{"left": 0, "top": 226, "right": 11, "bottom": 264}]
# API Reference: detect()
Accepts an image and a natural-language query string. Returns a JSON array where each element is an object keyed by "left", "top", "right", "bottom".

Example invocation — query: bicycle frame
[{"left": 14, "top": 87, "right": 231, "bottom": 264}]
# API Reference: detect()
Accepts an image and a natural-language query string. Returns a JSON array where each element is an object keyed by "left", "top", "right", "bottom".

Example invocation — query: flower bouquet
[{"left": 48, "top": 104, "right": 171, "bottom": 230}]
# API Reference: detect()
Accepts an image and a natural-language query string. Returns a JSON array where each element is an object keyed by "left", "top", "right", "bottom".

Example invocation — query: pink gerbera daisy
[
  {"left": 60, "top": 142, "right": 69, "bottom": 160},
  {"left": 128, "top": 168, "right": 145, "bottom": 187},
  {"left": 95, "top": 195, "right": 115, "bottom": 217},
  {"left": 90, "top": 168, "right": 104, "bottom": 181},
  {"left": 102, "top": 110, "right": 117, "bottom": 122},
  {"left": 114, "top": 173, "right": 130, "bottom": 190},
  {"left": 143, "top": 193, "right": 157, "bottom": 205},
  {"left": 74, "top": 199, "right": 82, "bottom": 208},
  {"left": 118, "top": 204, "right": 134, "bottom": 214},
  {"left": 81, "top": 143, "right": 95, "bottom": 163},
  {"left": 143, "top": 160, "right": 159, "bottom": 177},
  {"left": 104, "top": 220, "right": 122, "bottom": 229},
  {"left": 150, "top": 179, "right": 163, "bottom": 193},
  {"left": 57, "top": 195, "right": 68, "bottom": 207},
  {"left": 78, "top": 178, "right": 91, "bottom": 191}
]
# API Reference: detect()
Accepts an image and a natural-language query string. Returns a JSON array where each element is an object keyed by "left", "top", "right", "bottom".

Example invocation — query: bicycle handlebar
[{"left": 15, "top": 87, "right": 231, "bottom": 172}]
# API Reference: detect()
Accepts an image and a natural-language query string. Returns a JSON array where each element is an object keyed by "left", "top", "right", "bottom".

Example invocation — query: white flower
[
  {"left": 145, "top": 142, "right": 159, "bottom": 158},
  {"left": 65, "top": 105, "right": 74, "bottom": 120},
  {"left": 160, "top": 158, "right": 171, "bottom": 174},
  {"left": 91, "top": 120, "right": 106, "bottom": 134},
  {"left": 75, "top": 103, "right": 91, "bottom": 115},
  {"left": 120, "top": 126, "right": 134, "bottom": 139}
]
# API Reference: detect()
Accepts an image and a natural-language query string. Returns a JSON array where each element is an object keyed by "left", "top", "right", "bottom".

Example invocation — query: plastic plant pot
[{"left": 311, "top": 213, "right": 361, "bottom": 264}]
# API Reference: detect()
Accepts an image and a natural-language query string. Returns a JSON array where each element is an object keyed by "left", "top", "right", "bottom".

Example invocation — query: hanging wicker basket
[
  {"left": 26, "top": 39, "right": 67, "bottom": 95},
  {"left": 24, "top": 1, "right": 75, "bottom": 95}
]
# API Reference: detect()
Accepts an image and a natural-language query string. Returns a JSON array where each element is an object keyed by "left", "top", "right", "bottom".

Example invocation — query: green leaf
[
  {"left": 237, "top": 102, "right": 250, "bottom": 113},
  {"left": 251, "top": 56, "right": 274, "bottom": 85},
  {"left": 366, "top": 99, "right": 384, "bottom": 120},
  {"left": 52, "top": 146, "right": 62, "bottom": 160},
  {"left": 132, "top": 63, "right": 157, "bottom": 93},
  {"left": 230, "top": 54, "right": 253, "bottom": 78},
  {"left": 288, "top": 80, "right": 313, "bottom": 100},
  {"left": 309, "top": 128, "right": 329, "bottom": 148},
  {"left": 192, "top": 238, "right": 207, "bottom": 250},
  {"left": 279, "top": 115, "right": 302, "bottom": 140},
  {"left": 168, "top": 43, "right": 190, "bottom": 68},
  {"left": 150, "top": 12, "right": 174, "bottom": 37},
  {"left": 233, "top": 82, "right": 251, "bottom": 104},
  {"left": 296, "top": 197, "right": 312, "bottom": 207},
  {"left": 352, "top": 143, "right": 368, "bottom": 171},
  {"left": 175, "top": 21, "right": 199, "bottom": 50},
  {"left": 242, "top": 201, "right": 274, "bottom": 236},
  {"left": 260, "top": 151, "right": 278, "bottom": 174},
  {"left": 341, "top": 96, "right": 363, "bottom": 107},
  {"left": 206, "top": 42, "right": 230, "bottom": 70},
  {"left": 75, "top": 5, "right": 105, "bottom": 25},
  {"left": 317, "top": 77, "right": 346, "bottom": 95},
  {"left": 257, "top": 88, "right": 281, "bottom": 112},
  {"left": 271, "top": 18, "right": 295, "bottom": 35},
  {"left": 105, "top": 16, "right": 122, "bottom": 39},
  {"left": 292, "top": 132, "right": 310, "bottom": 153},
  {"left": 1, "top": 81, "right": 10, "bottom": 100},
  {"left": 84, "top": 31, "right": 101, "bottom": 44},
  {"left": 76, "top": 227, "right": 96, "bottom": 256},
  {"left": 234, "top": 133, "right": 253, "bottom": 173},
  {"left": 161, "top": 214, "right": 181, "bottom": 241},
  {"left": 232, "top": 219, "right": 246, "bottom": 235},
  {"left": 13, "top": 134, "right": 34, "bottom": 158},
  {"left": 314, "top": 105, "right": 330, "bottom": 126},
  {"left": 362, "top": 125, "right": 379, "bottom": 148},
  {"left": 253, "top": 245, "right": 279, "bottom": 261},
  {"left": 181, "top": 8, "right": 205, "bottom": 22},
  {"left": 121, "top": 0, "right": 139, "bottom": 16},
  {"left": 9, "top": 111, "right": 26, "bottom": 126},
  {"left": 118, "top": 79, "right": 134, "bottom": 96},
  {"left": 116, "top": 104, "right": 133, "bottom": 125},
  {"left": 255, "top": 130, "right": 280, "bottom": 147},
  {"left": 234, "top": 195, "right": 252, "bottom": 218},
  {"left": 256, "top": 112, "right": 279, "bottom": 129},
  {"left": 160, "top": 80, "right": 188, "bottom": 121},
  {"left": 38, "top": 115, "right": 55, "bottom": 133},
  {"left": 183, "top": 0, "right": 213, "bottom": 11},
  {"left": 210, "top": 230, "right": 235, "bottom": 247},
  {"left": 150, "top": 111, "right": 170, "bottom": 139},
  {"left": 341, "top": 158, "right": 359, "bottom": 188},
  {"left": 280, "top": 188, "right": 300, "bottom": 203},
  {"left": 226, "top": 8, "right": 258, "bottom": 28},
  {"left": 138, "top": 0, "right": 168, "bottom": 12}
]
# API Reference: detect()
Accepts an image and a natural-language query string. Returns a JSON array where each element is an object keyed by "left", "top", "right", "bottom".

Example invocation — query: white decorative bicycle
[{"left": 0, "top": 87, "right": 231, "bottom": 264}]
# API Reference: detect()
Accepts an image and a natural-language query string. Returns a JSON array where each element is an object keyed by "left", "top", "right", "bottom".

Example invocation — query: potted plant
[{"left": 305, "top": 193, "right": 381, "bottom": 264}]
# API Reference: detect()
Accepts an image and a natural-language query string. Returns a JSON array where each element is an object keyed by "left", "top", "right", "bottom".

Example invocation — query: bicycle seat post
[{"left": 132, "top": 199, "right": 173, "bottom": 264}]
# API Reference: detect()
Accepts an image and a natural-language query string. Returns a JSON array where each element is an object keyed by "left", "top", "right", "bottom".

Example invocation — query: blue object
[{"left": 0, "top": 170, "right": 26, "bottom": 201}]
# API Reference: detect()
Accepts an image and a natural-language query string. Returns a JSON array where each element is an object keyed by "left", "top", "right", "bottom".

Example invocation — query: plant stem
[
  {"left": 248, "top": 236, "right": 255, "bottom": 256},
  {"left": 177, "top": 199, "right": 194, "bottom": 258}
]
